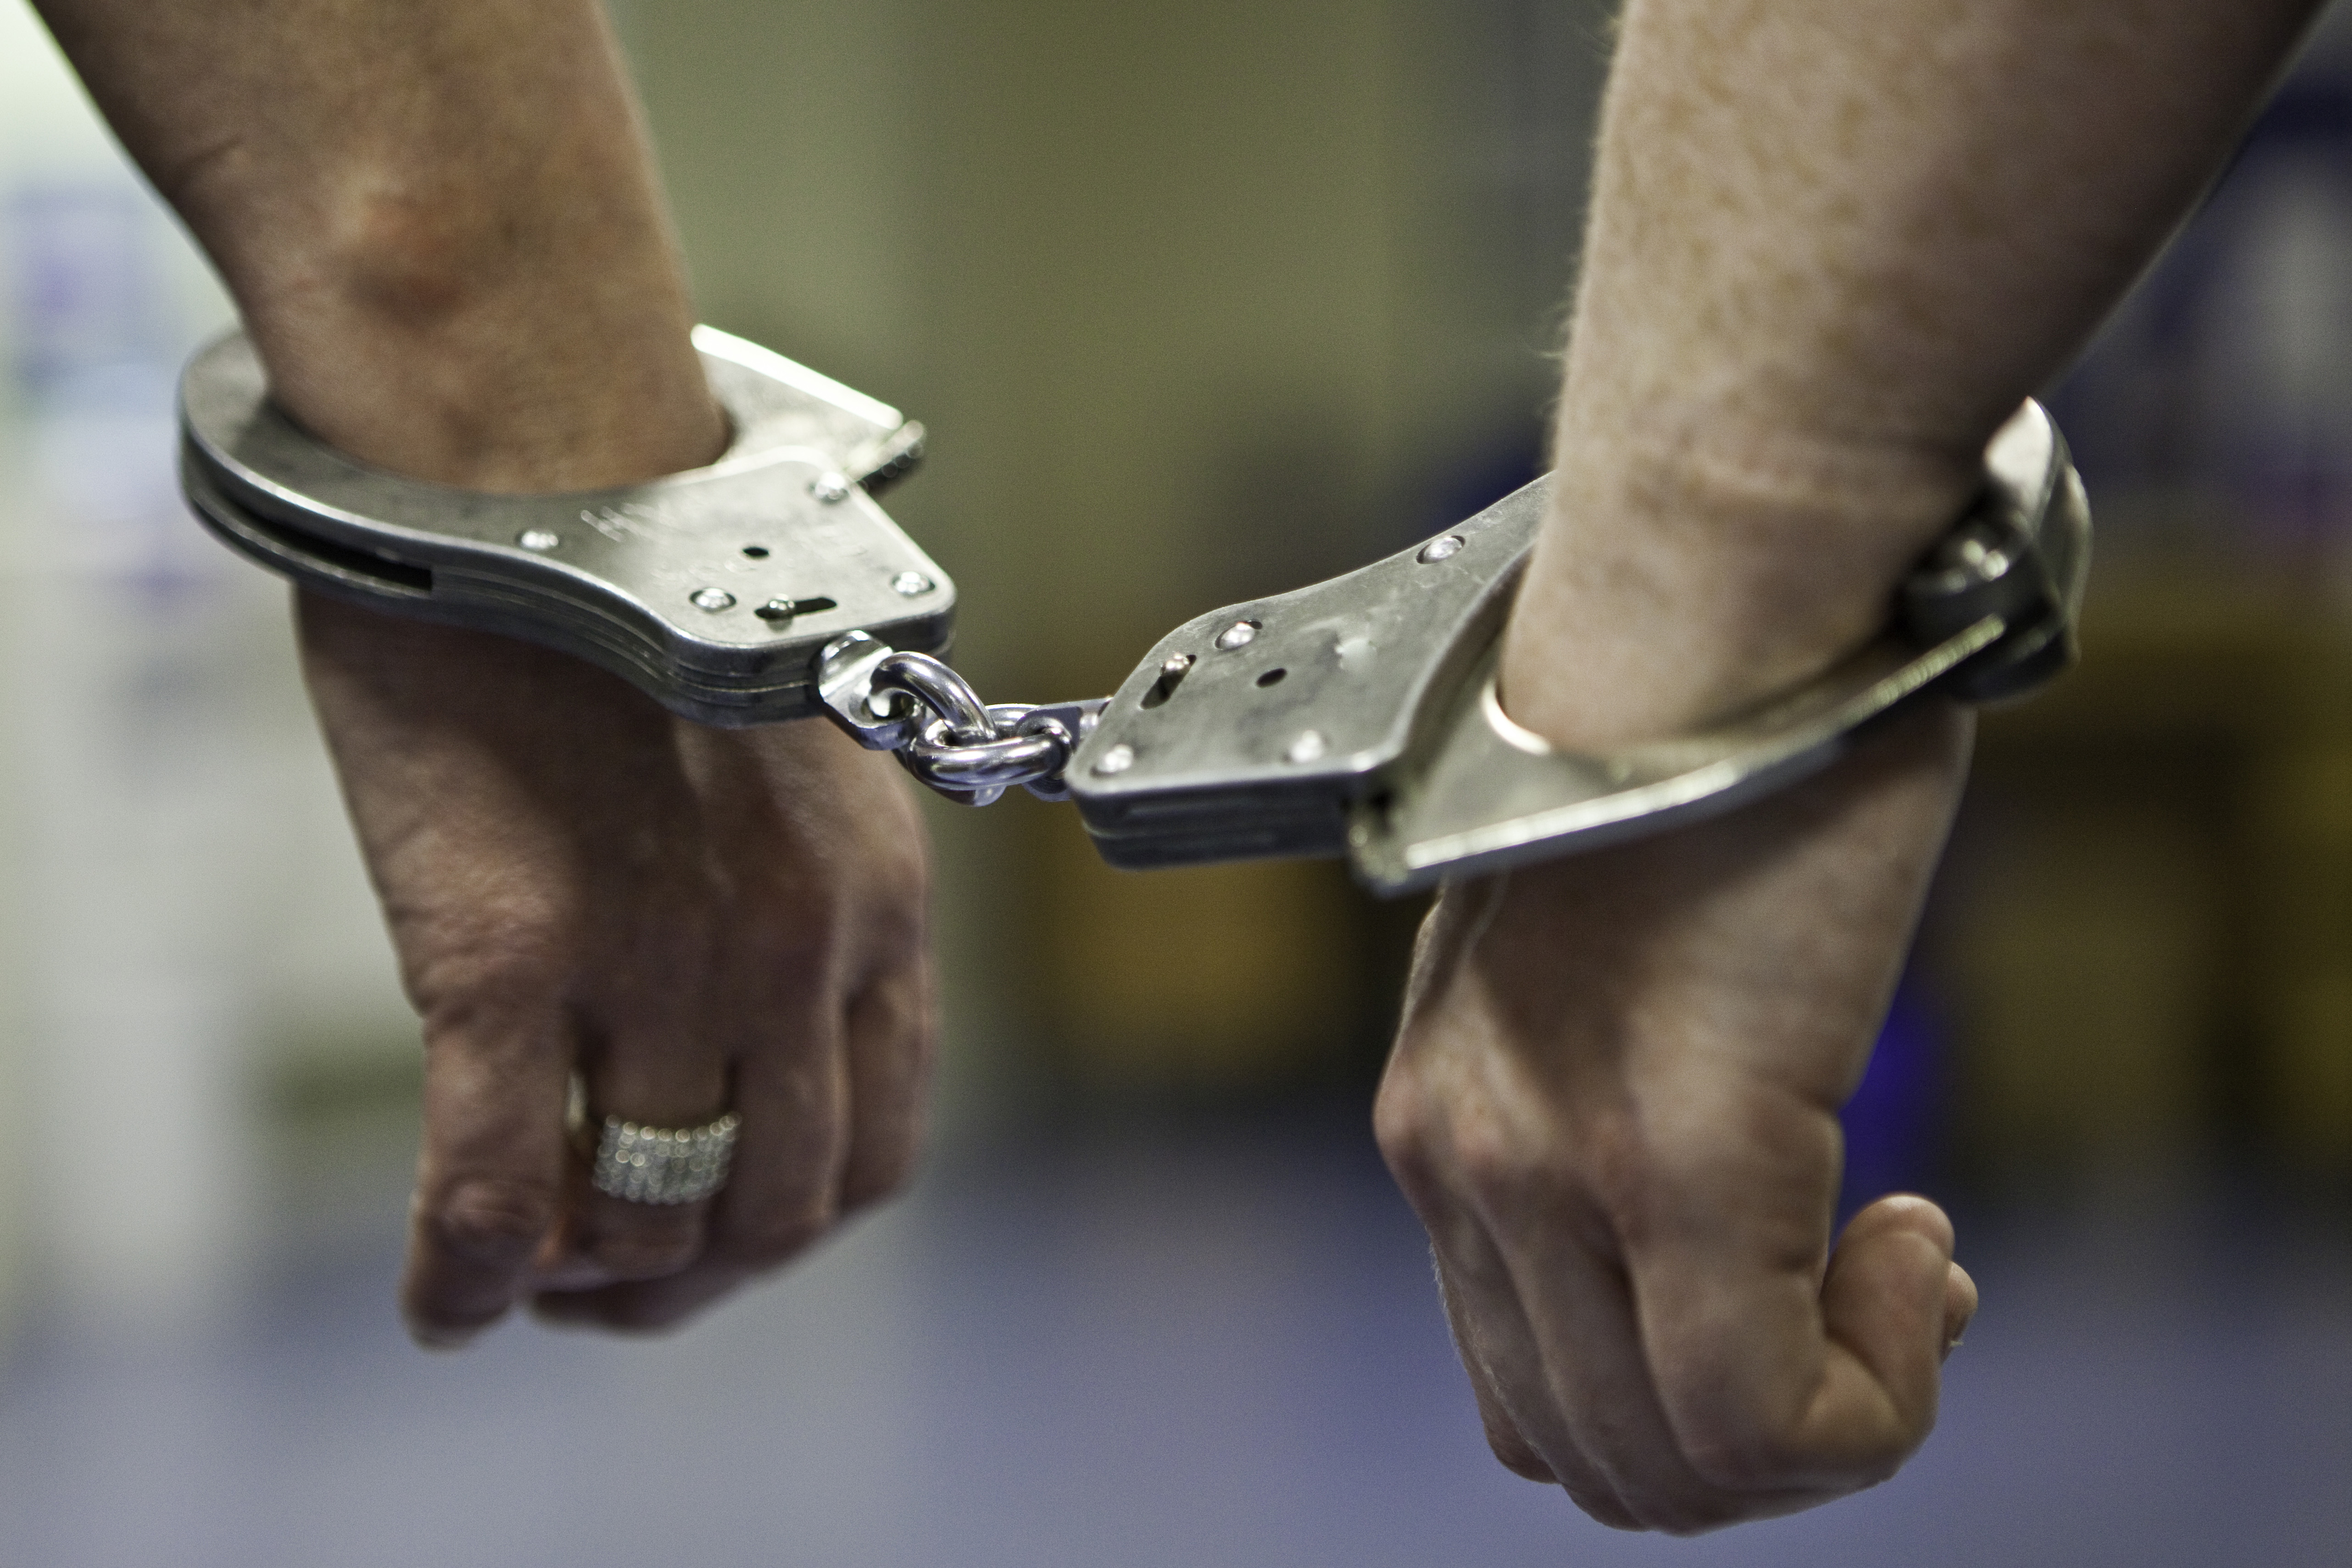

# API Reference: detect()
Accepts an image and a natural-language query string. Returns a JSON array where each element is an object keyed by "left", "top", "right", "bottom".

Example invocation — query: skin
[
  {"left": 23, "top": 0, "right": 2328, "bottom": 1535},
  {"left": 34, "top": 0, "right": 935, "bottom": 1342},
  {"left": 1377, "top": 0, "right": 2329, "bottom": 1532}
]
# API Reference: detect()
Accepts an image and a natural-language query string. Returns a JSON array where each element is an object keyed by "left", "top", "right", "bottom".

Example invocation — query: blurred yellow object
[
  {"left": 1035, "top": 808, "right": 1360, "bottom": 1095},
  {"left": 1941, "top": 558, "right": 2352, "bottom": 1190}
]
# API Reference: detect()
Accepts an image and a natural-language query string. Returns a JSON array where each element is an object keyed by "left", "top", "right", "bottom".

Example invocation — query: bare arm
[
  {"left": 1516, "top": 0, "right": 2321, "bottom": 743},
  {"left": 35, "top": 0, "right": 720, "bottom": 488},
  {"left": 35, "top": 0, "right": 934, "bottom": 1343},
  {"left": 1378, "top": 0, "right": 2322, "bottom": 1533}
]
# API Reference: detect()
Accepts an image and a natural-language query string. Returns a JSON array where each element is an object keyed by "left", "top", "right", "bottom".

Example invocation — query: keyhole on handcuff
[
  {"left": 1141, "top": 652, "right": 1195, "bottom": 709},
  {"left": 1256, "top": 667, "right": 1288, "bottom": 688},
  {"left": 755, "top": 595, "right": 838, "bottom": 621},
  {"left": 742, "top": 545, "right": 771, "bottom": 558}
]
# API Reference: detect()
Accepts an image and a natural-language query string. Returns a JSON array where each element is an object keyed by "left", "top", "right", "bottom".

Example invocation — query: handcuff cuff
[{"left": 179, "top": 325, "right": 2090, "bottom": 901}]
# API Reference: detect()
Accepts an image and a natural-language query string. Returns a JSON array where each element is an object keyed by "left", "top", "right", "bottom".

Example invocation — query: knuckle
[
  {"left": 1446, "top": 1097, "right": 1556, "bottom": 1215},
  {"left": 1376, "top": 1062, "right": 1567, "bottom": 1223},
  {"left": 744, "top": 902, "right": 843, "bottom": 977},
  {"left": 1559, "top": 1483, "right": 1644, "bottom": 1533},
  {"left": 1679, "top": 1425, "right": 1781, "bottom": 1492},
  {"left": 1446, "top": 1111, "right": 1521, "bottom": 1198},
  {"left": 1576, "top": 1111, "right": 1665, "bottom": 1243},
  {"left": 401, "top": 909, "right": 574, "bottom": 1023},
  {"left": 1370, "top": 1065, "right": 1433, "bottom": 1163},
  {"left": 428, "top": 1177, "right": 559, "bottom": 1263},
  {"left": 1482, "top": 1429, "right": 1553, "bottom": 1484}
]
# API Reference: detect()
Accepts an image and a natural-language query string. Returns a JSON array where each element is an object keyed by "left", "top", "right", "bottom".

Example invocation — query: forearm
[
  {"left": 33, "top": 1, "right": 935, "bottom": 1349},
  {"left": 33, "top": 0, "right": 721, "bottom": 490},
  {"left": 1508, "top": 0, "right": 2323, "bottom": 746},
  {"left": 1378, "top": 3, "right": 2324, "bottom": 1521}
]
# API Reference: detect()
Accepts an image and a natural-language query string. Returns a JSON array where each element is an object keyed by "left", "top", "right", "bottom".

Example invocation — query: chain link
[
  {"left": 860, "top": 650, "right": 1092, "bottom": 805},
  {"left": 816, "top": 633, "right": 1103, "bottom": 804}
]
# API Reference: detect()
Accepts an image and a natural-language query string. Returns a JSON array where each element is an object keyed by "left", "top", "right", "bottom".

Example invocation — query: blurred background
[{"left": 0, "top": 1, "right": 2347, "bottom": 1563}]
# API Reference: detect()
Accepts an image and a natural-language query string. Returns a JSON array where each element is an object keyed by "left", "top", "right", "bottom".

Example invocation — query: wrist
[
  {"left": 226, "top": 183, "right": 724, "bottom": 495},
  {"left": 1499, "top": 410, "right": 1980, "bottom": 750}
]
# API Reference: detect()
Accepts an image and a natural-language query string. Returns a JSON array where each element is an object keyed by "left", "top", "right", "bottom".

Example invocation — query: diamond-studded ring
[{"left": 587, "top": 1111, "right": 741, "bottom": 1206}]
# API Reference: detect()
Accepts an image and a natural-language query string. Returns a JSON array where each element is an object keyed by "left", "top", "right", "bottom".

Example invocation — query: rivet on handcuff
[{"left": 180, "top": 326, "right": 2089, "bottom": 898}]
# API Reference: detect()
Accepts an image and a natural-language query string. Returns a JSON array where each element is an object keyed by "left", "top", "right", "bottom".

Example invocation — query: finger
[
  {"left": 1425, "top": 1218, "right": 1650, "bottom": 1528},
  {"left": 1814, "top": 1195, "right": 1967, "bottom": 1453},
  {"left": 403, "top": 1004, "right": 571, "bottom": 1347},
  {"left": 1410, "top": 1057, "right": 1839, "bottom": 1531},
  {"left": 1429, "top": 1252, "right": 1565, "bottom": 1486},
  {"left": 1377, "top": 1062, "right": 1634, "bottom": 1520},
  {"left": 555, "top": 1001, "right": 734, "bottom": 1284},
  {"left": 1943, "top": 1259, "right": 1979, "bottom": 1360},
  {"left": 554, "top": 957, "right": 933, "bottom": 1329},
  {"left": 1631, "top": 1188, "right": 1963, "bottom": 1497},
  {"left": 1504, "top": 1214, "right": 1842, "bottom": 1532},
  {"left": 537, "top": 993, "right": 852, "bottom": 1332},
  {"left": 837, "top": 960, "right": 935, "bottom": 1212}
]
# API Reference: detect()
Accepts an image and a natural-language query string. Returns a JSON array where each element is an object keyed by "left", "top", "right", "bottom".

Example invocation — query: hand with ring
[
  {"left": 301, "top": 595, "right": 933, "bottom": 1343},
  {"left": 32, "top": 0, "right": 940, "bottom": 1344}
]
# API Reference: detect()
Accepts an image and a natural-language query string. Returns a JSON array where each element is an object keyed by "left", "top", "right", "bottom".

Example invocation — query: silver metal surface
[
  {"left": 812, "top": 631, "right": 1103, "bottom": 802},
  {"left": 902, "top": 730, "right": 1066, "bottom": 792},
  {"left": 183, "top": 328, "right": 2085, "bottom": 885},
  {"left": 590, "top": 1112, "right": 741, "bottom": 1206},
  {"left": 871, "top": 651, "right": 994, "bottom": 743},
  {"left": 1345, "top": 616, "right": 2005, "bottom": 893},
  {"left": 178, "top": 325, "right": 953, "bottom": 727},
  {"left": 1070, "top": 400, "right": 2088, "bottom": 892},
  {"left": 815, "top": 632, "right": 923, "bottom": 750},
  {"left": 1347, "top": 400, "right": 2087, "bottom": 891},
  {"left": 1067, "top": 473, "right": 1547, "bottom": 867}
]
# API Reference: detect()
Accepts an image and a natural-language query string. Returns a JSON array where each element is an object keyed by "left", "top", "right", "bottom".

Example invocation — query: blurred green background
[{"left": 616, "top": 0, "right": 1609, "bottom": 1124}]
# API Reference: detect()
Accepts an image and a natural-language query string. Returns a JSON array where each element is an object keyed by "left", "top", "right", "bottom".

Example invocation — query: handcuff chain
[{"left": 860, "top": 649, "right": 1092, "bottom": 806}]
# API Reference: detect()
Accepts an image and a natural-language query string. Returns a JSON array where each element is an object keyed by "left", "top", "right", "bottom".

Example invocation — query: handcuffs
[{"left": 179, "top": 326, "right": 2089, "bottom": 897}]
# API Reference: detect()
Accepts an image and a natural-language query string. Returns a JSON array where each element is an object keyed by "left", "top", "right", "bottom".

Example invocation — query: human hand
[
  {"left": 297, "top": 592, "right": 934, "bottom": 1343},
  {"left": 1374, "top": 707, "right": 1979, "bottom": 1532},
  {"left": 1360, "top": 0, "right": 2335, "bottom": 1530}
]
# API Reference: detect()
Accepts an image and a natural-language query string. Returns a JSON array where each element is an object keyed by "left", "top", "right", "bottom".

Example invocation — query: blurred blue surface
[
  {"left": 0, "top": 1123, "right": 2344, "bottom": 1568},
  {"left": 1839, "top": 977, "right": 1949, "bottom": 1222}
]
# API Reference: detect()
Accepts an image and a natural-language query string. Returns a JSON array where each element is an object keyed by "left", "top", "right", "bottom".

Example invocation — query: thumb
[{"left": 1806, "top": 1194, "right": 1967, "bottom": 1474}]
